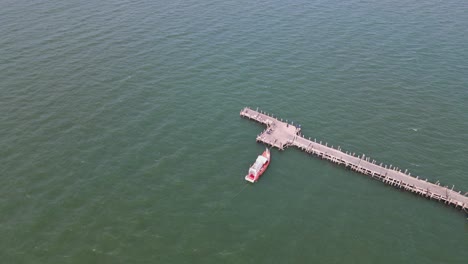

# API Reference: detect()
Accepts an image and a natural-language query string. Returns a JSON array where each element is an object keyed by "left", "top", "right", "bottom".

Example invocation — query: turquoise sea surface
[{"left": 1, "top": 0, "right": 467, "bottom": 263}]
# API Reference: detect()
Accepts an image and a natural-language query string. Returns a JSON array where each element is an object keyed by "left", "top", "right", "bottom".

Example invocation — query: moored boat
[{"left": 245, "top": 148, "right": 270, "bottom": 183}]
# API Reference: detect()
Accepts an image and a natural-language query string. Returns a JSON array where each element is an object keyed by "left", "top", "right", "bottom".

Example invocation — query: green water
[{"left": 1, "top": 0, "right": 467, "bottom": 263}]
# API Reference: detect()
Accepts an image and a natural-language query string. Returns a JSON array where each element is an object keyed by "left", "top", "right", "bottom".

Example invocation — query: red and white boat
[{"left": 245, "top": 148, "right": 271, "bottom": 183}]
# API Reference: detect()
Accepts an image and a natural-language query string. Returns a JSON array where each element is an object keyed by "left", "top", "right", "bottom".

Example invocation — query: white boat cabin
[{"left": 249, "top": 155, "right": 268, "bottom": 177}]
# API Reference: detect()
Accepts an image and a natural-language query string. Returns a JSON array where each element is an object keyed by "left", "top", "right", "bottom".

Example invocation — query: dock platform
[{"left": 240, "top": 107, "right": 468, "bottom": 212}]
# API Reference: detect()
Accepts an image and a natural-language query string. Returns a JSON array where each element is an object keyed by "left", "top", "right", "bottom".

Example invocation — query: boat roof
[
  {"left": 251, "top": 155, "right": 268, "bottom": 172},
  {"left": 256, "top": 155, "right": 268, "bottom": 164}
]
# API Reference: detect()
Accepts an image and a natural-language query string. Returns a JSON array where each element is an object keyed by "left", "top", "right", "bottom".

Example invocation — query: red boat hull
[{"left": 245, "top": 148, "right": 270, "bottom": 183}]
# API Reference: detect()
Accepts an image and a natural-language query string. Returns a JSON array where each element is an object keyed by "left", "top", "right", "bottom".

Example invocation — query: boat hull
[{"left": 245, "top": 148, "right": 270, "bottom": 183}]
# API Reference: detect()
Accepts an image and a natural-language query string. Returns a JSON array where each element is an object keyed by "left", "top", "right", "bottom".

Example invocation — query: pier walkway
[{"left": 240, "top": 107, "right": 468, "bottom": 211}]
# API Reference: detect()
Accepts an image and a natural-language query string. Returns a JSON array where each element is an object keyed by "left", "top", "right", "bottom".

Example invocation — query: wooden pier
[{"left": 240, "top": 107, "right": 468, "bottom": 212}]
